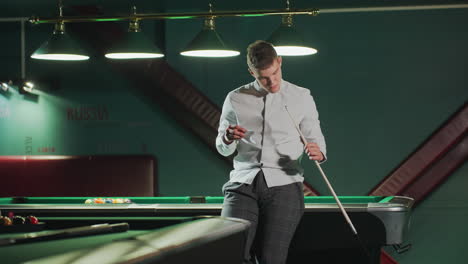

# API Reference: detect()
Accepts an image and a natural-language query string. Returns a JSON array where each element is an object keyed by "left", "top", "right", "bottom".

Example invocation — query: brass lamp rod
[
  {"left": 29, "top": 3, "right": 468, "bottom": 24},
  {"left": 29, "top": 8, "right": 320, "bottom": 24}
]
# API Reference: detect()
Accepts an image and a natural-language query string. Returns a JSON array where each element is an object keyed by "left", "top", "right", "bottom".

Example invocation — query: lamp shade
[
  {"left": 180, "top": 27, "right": 240, "bottom": 58},
  {"left": 105, "top": 31, "right": 164, "bottom": 59},
  {"left": 31, "top": 32, "right": 90, "bottom": 61},
  {"left": 268, "top": 24, "right": 317, "bottom": 56}
]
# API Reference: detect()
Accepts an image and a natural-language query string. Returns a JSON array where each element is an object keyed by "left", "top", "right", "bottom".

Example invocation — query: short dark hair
[{"left": 247, "top": 40, "right": 278, "bottom": 70}]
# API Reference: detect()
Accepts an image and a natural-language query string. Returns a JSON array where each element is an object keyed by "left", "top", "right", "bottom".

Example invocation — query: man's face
[{"left": 249, "top": 57, "right": 283, "bottom": 93}]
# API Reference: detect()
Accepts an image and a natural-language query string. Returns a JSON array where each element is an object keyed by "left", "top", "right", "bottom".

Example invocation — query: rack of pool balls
[
  {"left": 84, "top": 198, "right": 132, "bottom": 204},
  {"left": 0, "top": 212, "right": 39, "bottom": 226}
]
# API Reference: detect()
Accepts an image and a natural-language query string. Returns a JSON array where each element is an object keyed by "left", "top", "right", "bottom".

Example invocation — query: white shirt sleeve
[
  {"left": 300, "top": 90, "right": 327, "bottom": 162},
  {"left": 216, "top": 93, "right": 238, "bottom": 156}
]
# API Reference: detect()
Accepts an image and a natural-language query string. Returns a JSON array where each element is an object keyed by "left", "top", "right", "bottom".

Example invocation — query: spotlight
[
  {"left": 19, "top": 80, "right": 34, "bottom": 94},
  {"left": 1, "top": 82, "right": 11, "bottom": 92}
]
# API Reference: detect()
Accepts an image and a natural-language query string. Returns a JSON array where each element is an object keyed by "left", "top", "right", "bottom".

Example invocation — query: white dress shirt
[{"left": 216, "top": 79, "right": 326, "bottom": 187}]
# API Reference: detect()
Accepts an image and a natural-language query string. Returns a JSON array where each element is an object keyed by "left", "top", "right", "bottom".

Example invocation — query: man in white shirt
[{"left": 216, "top": 40, "right": 326, "bottom": 264}]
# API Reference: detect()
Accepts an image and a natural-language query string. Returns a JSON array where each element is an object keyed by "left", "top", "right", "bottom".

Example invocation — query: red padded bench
[{"left": 0, "top": 155, "right": 157, "bottom": 197}]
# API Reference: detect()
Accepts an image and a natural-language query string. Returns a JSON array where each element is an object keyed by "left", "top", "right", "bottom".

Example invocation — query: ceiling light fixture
[
  {"left": 30, "top": 5, "right": 89, "bottom": 61},
  {"left": 105, "top": 6, "right": 164, "bottom": 59},
  {"left": 180, "top": 4, "right": 240, "bottom": 58},
  {"left": 268, "top": 0, "right": 318, "bottom": 56}
]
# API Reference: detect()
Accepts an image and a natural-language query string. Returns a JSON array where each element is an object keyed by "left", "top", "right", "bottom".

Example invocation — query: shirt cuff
[
  {"left": 223, "top": 133, "right": 234, "bottom": 145},
  {"left": 319, "top": 152, "right": 327, "bottom": 164}
]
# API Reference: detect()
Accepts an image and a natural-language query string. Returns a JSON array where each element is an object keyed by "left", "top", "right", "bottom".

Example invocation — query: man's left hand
[{"left": 304, "top": 142, "right": 324, "bottom": 162}]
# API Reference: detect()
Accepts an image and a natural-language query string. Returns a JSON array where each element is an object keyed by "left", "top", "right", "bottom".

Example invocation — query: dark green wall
[
  {"left": 167, "top": 8, "right": 468, "bottom": 196},
  {"left": 165, "top": 11, "right": 468, "bottom": 264},
  {"left": 1, "top": 3, "right": 467, "bottom": 264}
]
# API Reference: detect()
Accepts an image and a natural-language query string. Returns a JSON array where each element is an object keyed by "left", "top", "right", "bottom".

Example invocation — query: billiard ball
[
  {"left": 12, "top": 216, "right": 25, "bottom": 225},
  {"left": 25, "top": 215, "right": 39, "bottom": 225},
  {"left": 1, "top": 216, "right": 13, "bottom": 226}
]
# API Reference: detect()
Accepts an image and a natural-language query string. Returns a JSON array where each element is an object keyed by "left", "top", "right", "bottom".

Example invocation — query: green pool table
[{"left": 0, "top": 196, "right": 413, "bottom": 264}]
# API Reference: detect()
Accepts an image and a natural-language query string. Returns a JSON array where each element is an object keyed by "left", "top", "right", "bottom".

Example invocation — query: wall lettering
[
  {"left": 37, "top": 146, "right": 56, "bottom": 153},
  {"left": 67, "top": 105, "right": 109, "bottom": 121},
  {"left": 25, "top": 137, "right": 33, "bottom": 155}
]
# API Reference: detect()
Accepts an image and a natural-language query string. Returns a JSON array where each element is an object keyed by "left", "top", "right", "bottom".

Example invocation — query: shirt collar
[
  {"left": 253, "top": 80, "right": 265, "bottom": 93},
  {"left": 252, "top": 79, "right": 285, "bottom": 96}
]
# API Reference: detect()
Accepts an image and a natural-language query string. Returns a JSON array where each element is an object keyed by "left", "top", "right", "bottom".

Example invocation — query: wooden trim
[
  {"left": 370, "top": 103, "right": 467, "bottom": 264},
  {"left": 380, "top": 250, "right": 399, "bottom": 264},
  {"left": 400, "top": 133, "right": 468, "bottom": 204},
  {"left": 303, "top": 181, "right": 321, "bottom": 196},
  {"left": 369, "top": 103, "right": 468, "bottom": 196}
]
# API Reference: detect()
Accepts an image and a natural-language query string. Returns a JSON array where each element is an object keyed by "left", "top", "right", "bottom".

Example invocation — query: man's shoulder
[
  {"left": 229, "top": 81, "right": 263, "bottom": 98},
  {"left": 232, "top": 82, "right": 255, "bottom": 93},
  {"left": 283, "top": 80, "right": 311, "bottom": 96},
  {"left": 223, "top": 82, "right": 255, "bottom": 105}
]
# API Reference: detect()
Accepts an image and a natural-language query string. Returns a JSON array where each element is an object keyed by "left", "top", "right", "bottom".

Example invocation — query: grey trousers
[{"left": 221, "top": 171, "right": 304, "bottom": 264}]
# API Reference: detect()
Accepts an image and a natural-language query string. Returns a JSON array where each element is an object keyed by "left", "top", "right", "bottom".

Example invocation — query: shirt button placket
[{"left": 258, "top": 94, "right": 267, "bottom": 166}]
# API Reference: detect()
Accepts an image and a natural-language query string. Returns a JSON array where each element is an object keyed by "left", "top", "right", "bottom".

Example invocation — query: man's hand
[
  {"left": 224, "top": 125, "right": 247, "bottom": 144},
  {"left": 304, "top": 142, "right": 324, "bottom": 162}
]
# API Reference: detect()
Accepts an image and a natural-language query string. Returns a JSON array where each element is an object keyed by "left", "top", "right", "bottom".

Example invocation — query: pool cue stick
[
  {"left": 284, "top": 106, "right": 358, "bottom": 235},
  {"left": 285, "top": 105, "right": 372, "bottom": 261}
]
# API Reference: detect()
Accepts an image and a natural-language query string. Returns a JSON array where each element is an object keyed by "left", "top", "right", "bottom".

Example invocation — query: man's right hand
[{"left": 224, "top": 125, "right": 247, "bottom": 144}]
